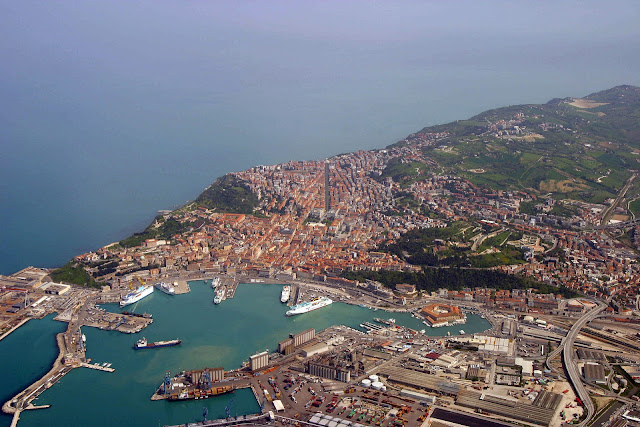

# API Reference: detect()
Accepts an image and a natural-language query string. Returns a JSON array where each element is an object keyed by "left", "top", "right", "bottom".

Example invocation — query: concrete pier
[
  {"left": 2, "top": 333, "right": 69, "bottom": 415},
  {"left": 79, "top": 362, "right": 115, "bottom": 372},
  {"left": 0, "top": 318, "right": 30, "bottom": 342}
]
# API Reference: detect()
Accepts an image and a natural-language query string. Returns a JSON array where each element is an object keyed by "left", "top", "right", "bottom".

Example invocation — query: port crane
[
  {"left": 225, "top": 397, "right": 235, "bottom": 419},
  {"left": 163, "top": 371, "right": 172, "bottom": 395}
]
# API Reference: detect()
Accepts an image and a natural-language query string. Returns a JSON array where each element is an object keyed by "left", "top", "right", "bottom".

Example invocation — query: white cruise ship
[
  {"left": 281, "top": 286, "right": 291, "bottom": 303},
  {"left": 211, "top": 277, "right": 221, "bottom": 289},
  {"left": 155, "top": 282, "right": 175, "bottom": 295},
  {"left": 120, "top": 285, "right": 153, "bottom": 307},
  {"left": 286, "top": 296, "right": 332, "bottom": 316}
]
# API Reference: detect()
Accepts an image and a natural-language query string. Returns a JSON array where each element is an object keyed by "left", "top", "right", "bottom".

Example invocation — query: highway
[
  {"left": 598, "top": 172, "right": 637, "bottom": 227},
  {"left": 561, "top": 301, "right": 607, "bottom": 426}
]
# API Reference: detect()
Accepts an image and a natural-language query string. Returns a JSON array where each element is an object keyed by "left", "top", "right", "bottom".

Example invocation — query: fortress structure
[{"left": 420, "top": 303, "right": 465, "bottom": 327}]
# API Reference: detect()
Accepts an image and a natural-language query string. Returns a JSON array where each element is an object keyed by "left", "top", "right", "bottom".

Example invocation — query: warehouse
[
  {"left": 456, "top": 389, "right": 561, "bottom": 426},
  {"left": 377, "top": 366, "right": 460, "bottom": 396}
]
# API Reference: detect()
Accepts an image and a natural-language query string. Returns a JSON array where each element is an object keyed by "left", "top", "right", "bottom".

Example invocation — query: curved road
[{"left": 549, "top": 301, "right": 607, "bottom": 426}]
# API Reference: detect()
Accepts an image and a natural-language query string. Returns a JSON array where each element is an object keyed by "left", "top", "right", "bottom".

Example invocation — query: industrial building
[
  {"left": 189, "top": 367, "right": 224, "bottom": 385},
  {"left": 278, "top": 338, "right": 294, "bottom": 354},
  {"left": 250, "top": 351, "right": 269, "bottom": 371},
  {"left": 38, "top": 281, "right": 71, "bottom": 295},
  {"left": 305, "top": 349, "right": 367, "bottom": 382},
  {"left": 291, "top": 328, "right": 315, "bottom": 347},
  {"left": 400, "top": 389, "right": 436, "bottom": 404},
  {"left": 456, "top": 389, "right": 561, "bottom": 426},
  {"left": 301, "top": 342, "right": 329, "bottom": 358},
  {"left": 378, "top": 366, "right": 460, "bottom": 396},
  {"left": 307, "top": 360, "right": 351, "bottom": 382},
  {"left": 583, "top": 363, "right": 606, "bottom": 384}
]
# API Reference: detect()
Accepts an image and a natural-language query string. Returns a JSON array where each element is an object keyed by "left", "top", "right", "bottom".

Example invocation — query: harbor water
[{"left": 1, "top": 282, "right": 490, "bottom": 426}]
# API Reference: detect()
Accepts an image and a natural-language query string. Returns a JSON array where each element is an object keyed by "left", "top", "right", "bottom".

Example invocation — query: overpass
[{"left": 546, "top": 301, "right": 607, "bottom": 426}]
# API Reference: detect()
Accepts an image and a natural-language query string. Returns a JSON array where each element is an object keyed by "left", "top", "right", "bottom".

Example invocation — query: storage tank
[
  {"left": 369, "top": 374, "right": 379, "bottom": 382},
  {"left": 371, "top": 381, "right": 384, "bottom": 390},
  {"left": 361, "top": 379, "right": 372, "bottom": 388}
]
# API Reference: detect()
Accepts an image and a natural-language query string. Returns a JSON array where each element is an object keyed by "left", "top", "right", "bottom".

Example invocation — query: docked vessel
[
  {"left": 211, "top": 277, "right": 220, "bottom": 289},
  {"left": 155, "top": 368, "right": 235, "bottom": 401},
  {"left": 120, "top": 285, "right": 153, "bottom": 307},
  {"left": 281, "top": 286, "right": 291, "bottom": 303},
  {"left": 155, "top": 282, "right": 175, "bottom": 295},
  {"left": 213, "top": 289, "right": 225, "bottom": 304},
  {"left": 134, "top": 337, "right": 181, "bottom": 350},
  {"left": 286, "top": 296, "right": 332, "bottom": 316}
]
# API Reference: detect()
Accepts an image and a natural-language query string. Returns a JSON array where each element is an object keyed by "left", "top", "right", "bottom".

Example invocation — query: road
[
  {"left": 561, "top": 301, "right": 607, "bottom": 426},
  {"left": 600, "top": 173, "right": 636, "bottom": 226}
]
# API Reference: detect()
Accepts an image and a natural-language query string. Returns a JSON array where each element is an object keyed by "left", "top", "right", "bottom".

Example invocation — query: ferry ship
[
  {"left": 286, "top": 296, "right": 332, "bottom": 316},
  {"left": 281, "top": 286, "right": 291, "bottom": 303},
  {"left": 120, "top": 285, "right": 153, "bottom": 307},
  {"left": 134, "top": 337, "right": 181, "bottom": 350},
  {"left": 211, "top": 277, "right": 220, "bottom": 289},
  {"left": 213, "top": 289, "right": 225, "bottom": 304},
  {"left": 155, "top": 282, "right": 175, "bottom": 295}
]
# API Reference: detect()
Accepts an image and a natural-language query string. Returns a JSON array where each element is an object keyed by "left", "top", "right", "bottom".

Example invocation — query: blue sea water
[
  {"left": 1, "top": 1, "right": 640, "bottom": 274},
  {"left": 0, "top": 282, "right": 490, "bottom": 426}
]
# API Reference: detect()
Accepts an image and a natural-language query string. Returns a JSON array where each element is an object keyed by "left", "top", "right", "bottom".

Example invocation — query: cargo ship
[
  {"left": 155, "top": 368, "right": 234, "bottom": 401},
  {"left": 280, "top": 285, "right": 291, "bottom": 303},
  {"left": 134, "top": 337, "right": 181, "bottom": 350},
  {"left": 154, "top": 282, "right": 175, "bottom": 295},
  {"left": 213, "top": 289, "right": 225, "bottom": 304},
  {"left": 286, "top": 296, "right": 332, "bottom": 316},
  {"left": 168, "top": 385, "right": 233, "bottom": 401},
  {"left": 120, "top": 285, "right": 153, "bottom": 307}
]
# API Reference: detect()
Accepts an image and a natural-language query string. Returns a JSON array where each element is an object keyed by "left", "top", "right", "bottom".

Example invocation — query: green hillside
[{"left": 390, "top": 85, "right": 640, "bottom": 204}]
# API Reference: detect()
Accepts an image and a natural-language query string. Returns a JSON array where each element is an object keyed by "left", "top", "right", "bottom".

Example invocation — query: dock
[
  {"left": 164, "top": 413, "right": 271, "bottom": 427},
  {"left": 79, "top": 362, "right": 115, "bottom": 373},
  {"left": 222, "top": 278, "right": 238, "bottom": 299},
  {"left": 82, "top": 310, "right": 152, "bottom": 334},
  {"left": 172, "top": 280, "right": 190, "bottom": 295}
]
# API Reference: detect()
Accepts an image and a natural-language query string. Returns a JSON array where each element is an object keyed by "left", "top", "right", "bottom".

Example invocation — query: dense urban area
[{"left": 2, "top": 86, "right": 640, "bottom": 427}]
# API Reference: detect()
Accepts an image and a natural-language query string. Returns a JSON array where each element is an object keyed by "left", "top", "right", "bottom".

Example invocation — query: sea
[
  {"left": 0, "top": 2, "right": 639, "bottom": 426},
  {"left": 0, "top": 281, "right": 490, "bottom": 426},
  {"left": 1, "top": 1, "right": 640, "bottom": 275}
]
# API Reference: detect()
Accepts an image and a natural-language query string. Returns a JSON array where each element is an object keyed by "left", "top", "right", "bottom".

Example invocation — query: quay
[
  {"left": 165, "top": 413, "right": 272, "bottom": 426},
  {"left": 171, "top": 280, "right": 191, "bottom": 295},
  {"left": 0, "top": 317, "right": 30, "bottom": 342},
  {"left": 2, "top": 333, "right": 70, "bottom": 415},
  {"left": 79, "top": 362, "right": 115, "bottom": 372}
]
